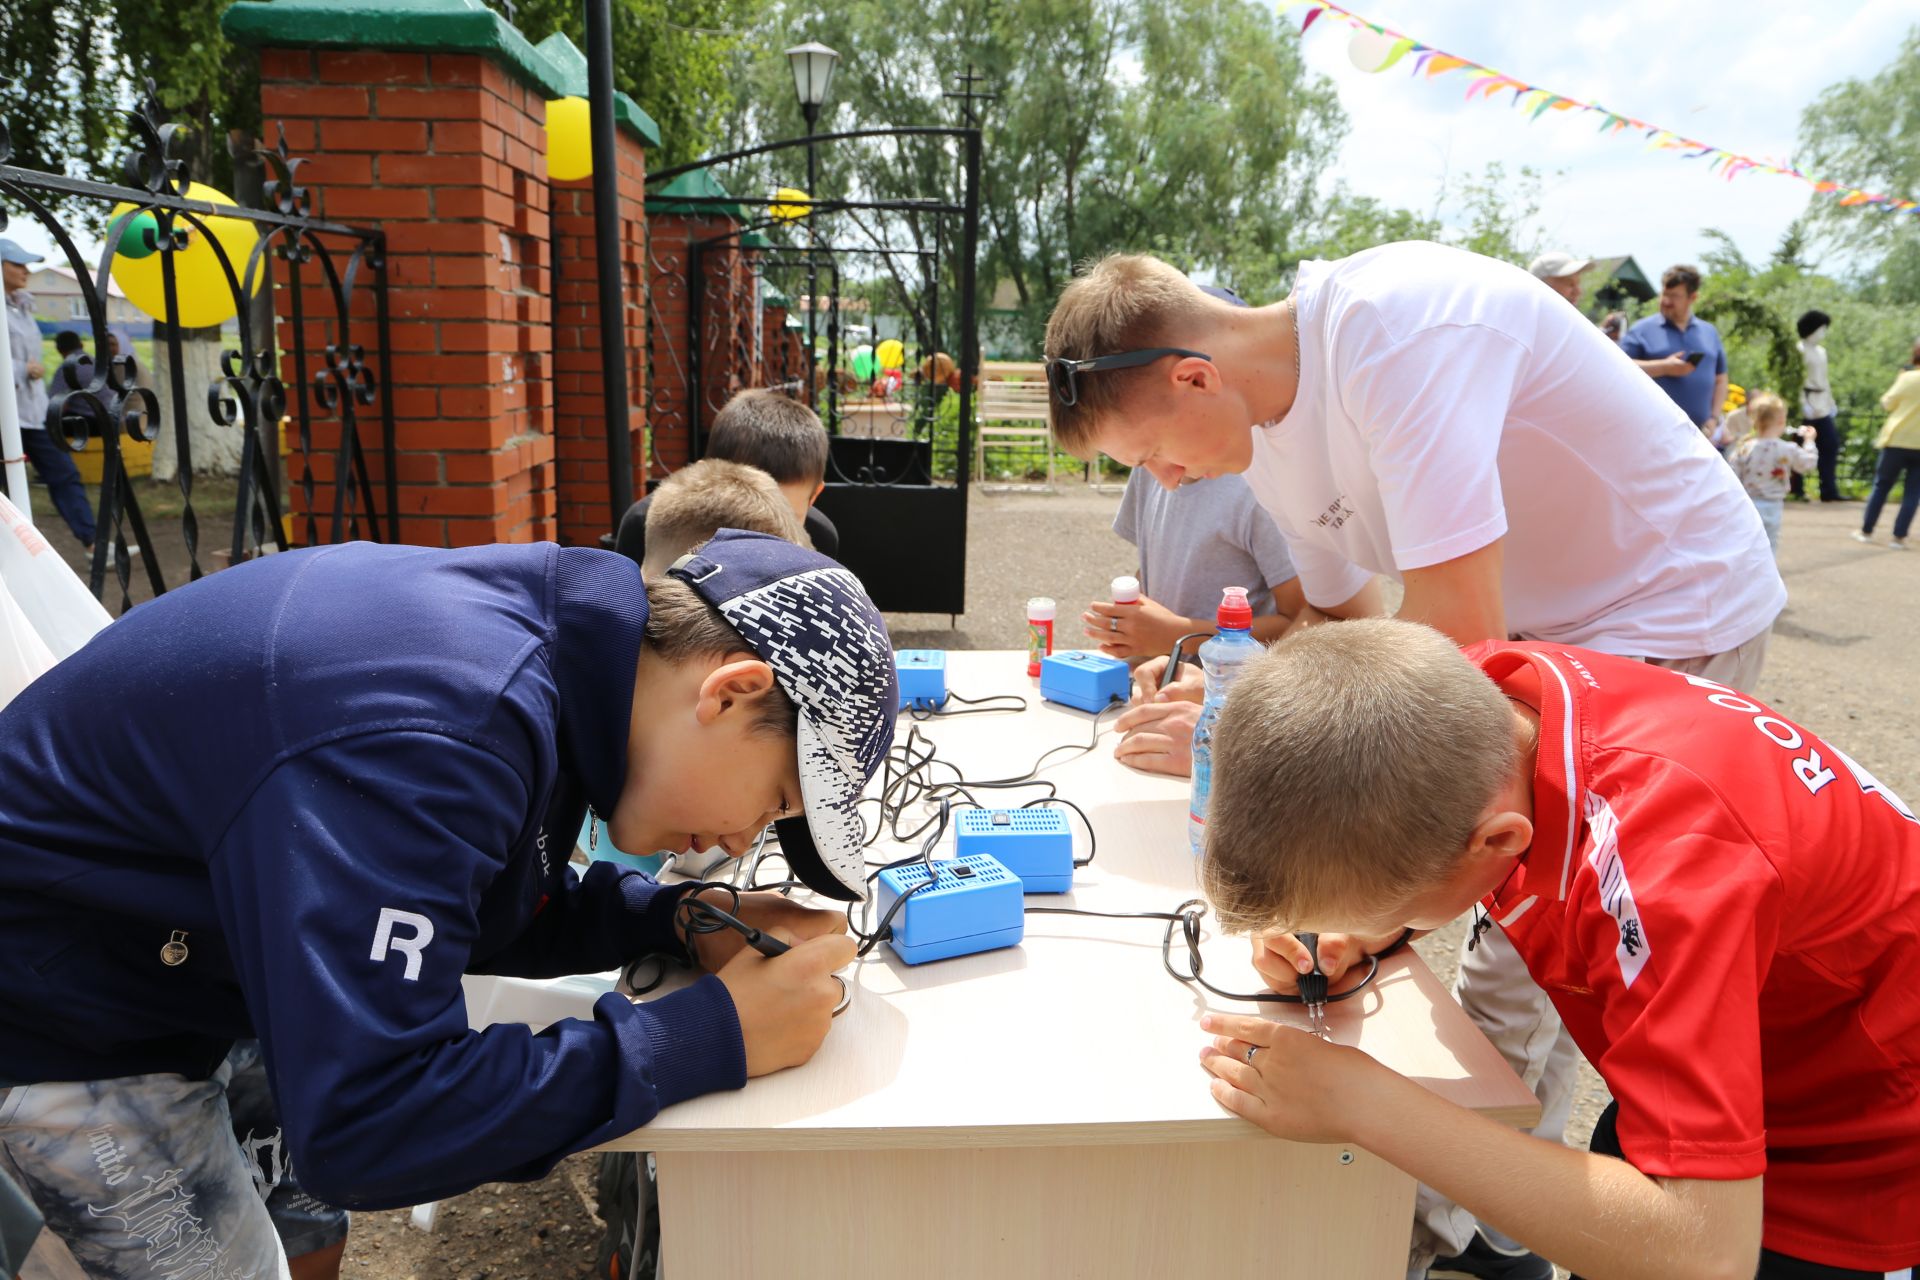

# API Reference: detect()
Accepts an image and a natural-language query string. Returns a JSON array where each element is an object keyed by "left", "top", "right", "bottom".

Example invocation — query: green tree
[
  {"left": 109, "top": 0, "right": 259, "bottom": 189},
  {"left": 1443, "top": 161, "right": 1545, "bottom": 267},
  {"left": 507, "top": 0, "right": 762, "bottom": 170},
  {"left": 717, "top": 0, "right": 1347, "bottom": 351},
  {"left": 1797, "top": 26, "right": 1920, "bottom": 303},
  {"left": 1694, "top": 221, "right": 1920, "bottom": 485},
  {"left": 0, "top": 0, "right": 257, "bottom": 218},
  {"left": 0, "top": 0, "right": 120, "bottom": 182},
  {"left": 1286, "top": 190, "right": 1439, "bottom": 267}
]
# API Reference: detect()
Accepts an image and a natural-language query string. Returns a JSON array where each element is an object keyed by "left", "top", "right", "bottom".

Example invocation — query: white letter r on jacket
[{"left": 370, "top": 908, "right": 435, "bottom": 981}]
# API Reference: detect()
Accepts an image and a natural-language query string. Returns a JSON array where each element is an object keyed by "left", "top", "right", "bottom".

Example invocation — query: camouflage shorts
[{"left": 0, "top": 1042, "right": 346, "bottom": 1280}]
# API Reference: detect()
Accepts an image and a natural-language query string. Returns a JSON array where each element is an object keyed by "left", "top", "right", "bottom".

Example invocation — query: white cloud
[{"left": 1293, "top": 0, "right": 1915, "bottom": 275}]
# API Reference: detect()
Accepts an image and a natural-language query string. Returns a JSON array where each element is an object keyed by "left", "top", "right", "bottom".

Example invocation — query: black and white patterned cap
[{"left": 669, "top": 529, "right": 898, "bottom": 901}]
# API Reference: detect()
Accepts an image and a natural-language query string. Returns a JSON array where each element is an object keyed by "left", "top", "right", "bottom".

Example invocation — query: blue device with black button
[
  {"left": 875, "top": 854, "right": 1025, "bottom": 965},
  {"left": 1039, "top": 649, "right": 1130, "bottom": 713},
  {"left": 894, "top": 649, "right": 947, "bottom": 710},
  {"left": 954, "top": 808, "right": 1075, "bottom": 893}
]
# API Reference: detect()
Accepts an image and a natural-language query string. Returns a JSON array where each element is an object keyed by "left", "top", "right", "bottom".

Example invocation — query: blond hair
[
  {"left": 642, "top": 459, "right": 806, "bottom": 578},
  {"left": 1201, "top": 619, "right": 1522, "bottom": 933},
  {"left": 1042, "top": 253, "right": 1211, "bottom": 457},
  {"left": 642, "top": 574, "right": 796, "bottom": 738},
  {"left": 1743, "top": 391, "right": 1787, "bottom": 441}
]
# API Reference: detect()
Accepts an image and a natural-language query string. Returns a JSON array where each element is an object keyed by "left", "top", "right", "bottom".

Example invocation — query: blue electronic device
[
  {"left": 895, "top": 649, "right": 947, "bottom": 710},
  {"left": 954, "top": 808, "right": 1075, "bottom": 894},
  {"left": 1039, "top": 649, "right": 1131, "bottom": 713},
  {"left": 874, "top": 854, "right": 1025, "bottom": 965}
]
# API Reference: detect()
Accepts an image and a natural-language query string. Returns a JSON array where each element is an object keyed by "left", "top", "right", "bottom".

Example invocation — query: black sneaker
[{"left": 1428, "top": 1231, "right": 1554, "bottom": 1280}]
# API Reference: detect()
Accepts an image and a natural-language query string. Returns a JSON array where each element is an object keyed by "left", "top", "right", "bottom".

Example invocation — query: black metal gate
[
  {"left": 644, "top": 123, "right": 980, "bottom": 616},
  {"left": 0, "top": 82, "right": 395, "bottom": 613}
]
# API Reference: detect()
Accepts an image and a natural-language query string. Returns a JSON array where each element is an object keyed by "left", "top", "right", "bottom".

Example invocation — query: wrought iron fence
[
  {"left": 0, "top": 81, "right": 395, "bottom": 613},
  {"left": 642, "top": 123, "right": 982, "bottom": 616}
]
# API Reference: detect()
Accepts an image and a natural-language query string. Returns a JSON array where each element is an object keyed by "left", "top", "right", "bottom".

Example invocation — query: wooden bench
[{"left": 975, "top": 361, "right": 1055, "bottom": 490}]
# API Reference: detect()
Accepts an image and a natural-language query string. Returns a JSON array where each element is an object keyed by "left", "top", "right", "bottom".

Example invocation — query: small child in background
[
  {"left": 1727, "top": 392, "right": 1817, "bottom": 553},
  {"left": 616, "top": 389, "right": 839, "bottom": 565},
  {"left": 639, "top": 458, "right": 806, "bottom": 579},
  {"left": 1094, "top": 469, "right": 1306, "bottom": 778},
  {"left": 1085, "top": 469, "right": 1302, "bottom": 664}
]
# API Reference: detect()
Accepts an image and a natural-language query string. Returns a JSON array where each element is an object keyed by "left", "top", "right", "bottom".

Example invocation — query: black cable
[
  {"left": 679, "top": 897, "right": 791, "bottom": 958},
  {"left": 624, "top": 881, "right": 793, "bottom": 995},
  {"left": 1160, "top": 630, "right": 1215, "bottom": 690},
  {"left": 906, "top": 690, "right": 1029, "bottom": 720},
  {"left": 846, "top": 799, "right": 950, "bottom": 957},
  {"left": 865, "top": 700, "right": 1121, "bottom": 842},
  {"left": 1023, "top": 794, "right": 1098, "bottom": 868},
  {"left": 1023, "top": 900, "right": 1382, "bottom": 1006}
]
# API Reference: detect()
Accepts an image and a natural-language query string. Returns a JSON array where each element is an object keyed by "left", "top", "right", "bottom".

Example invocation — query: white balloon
[{"left": 1347, "top": 27, "right": 1401, "bottom": 74}]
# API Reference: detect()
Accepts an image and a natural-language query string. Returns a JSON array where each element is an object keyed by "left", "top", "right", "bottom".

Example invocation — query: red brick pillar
[
  {"left": 549, "top": 135, "right": 647, "bottom": 545},
  {"left": 524, "top": 29, "right": 661, "bottom": 544},
  {"left": 762, "top": 304, "right": 789, "bottom": 389},
  {"left": 224, "top": 0, "right": 589, "bottom": 546},
  {"left": 645, "top": 174, "right": 748, "bottom": 471}
]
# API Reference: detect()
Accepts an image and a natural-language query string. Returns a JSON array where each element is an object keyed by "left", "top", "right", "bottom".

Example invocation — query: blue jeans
[
  {"left": 1862, "top": 446, "right": 1920, "bottom": 540},
  {"left": 1753, "top": 496, "right": 1783, "bottom": 553},
  {"left": 9, "top": 427, "right": 97, "bottom": 547}
]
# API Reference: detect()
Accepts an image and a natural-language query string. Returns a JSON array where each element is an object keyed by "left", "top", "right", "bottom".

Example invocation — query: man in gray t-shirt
[{"left": 1086, "top": 469, "right": 1300, "bottom": 776}]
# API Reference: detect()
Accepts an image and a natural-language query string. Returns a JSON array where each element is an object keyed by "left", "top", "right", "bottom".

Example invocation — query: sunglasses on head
[{"left": 1044, "top": 348, "right": 1212, "bottom": 408}]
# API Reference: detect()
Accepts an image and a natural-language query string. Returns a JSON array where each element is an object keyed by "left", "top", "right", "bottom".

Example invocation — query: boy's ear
[
  {"left": 1465, "top": 808, "right": 1533, "bottom": 878},
  {"left": 693, "top": 657, "right": 778, "bottom": 724},
  {"left": 1170, "top": 354, "right": 1219, "bottom": 396},
  {"left": 809, "top": 480, "right": 826, "bottom": 505}
]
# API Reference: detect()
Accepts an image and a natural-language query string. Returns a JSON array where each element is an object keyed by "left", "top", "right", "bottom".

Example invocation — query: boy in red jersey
[{"left": 1197, "top": 619, "right": 1920, "bottom": 1280}]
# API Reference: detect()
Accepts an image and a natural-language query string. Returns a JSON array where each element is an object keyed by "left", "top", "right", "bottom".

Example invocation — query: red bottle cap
[{"left": 1216, "top": 586, "right": 1252, "bottom": 630}]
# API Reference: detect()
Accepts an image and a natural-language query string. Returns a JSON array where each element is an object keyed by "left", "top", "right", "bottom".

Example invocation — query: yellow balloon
[
  {"left": 875, "top": 338, "right": 905, "bottom": 370},
  {"left": 108, "top": 183, "right": 260, "bottom": 329},
  {"left": 546, "top": 96, "right": 592, "bottom": 182},
  {"left": 770, "top": 187, "right": 812, "bottom": 223}
]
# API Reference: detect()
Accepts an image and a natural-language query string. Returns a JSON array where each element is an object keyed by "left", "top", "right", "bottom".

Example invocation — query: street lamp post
[{"left": 785, "top": 41, "right": 838, "bottom": 406}]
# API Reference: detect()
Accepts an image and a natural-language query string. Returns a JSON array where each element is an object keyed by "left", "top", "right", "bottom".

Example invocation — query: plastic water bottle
[{"left": 1189, "top": 586, "right": 1262, "bottom": 858}]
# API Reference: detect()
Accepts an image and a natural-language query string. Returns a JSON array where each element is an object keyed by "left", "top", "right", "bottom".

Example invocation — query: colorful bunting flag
[{"left": 1297, "top": 0, "right": 1920, "bottom": 217}]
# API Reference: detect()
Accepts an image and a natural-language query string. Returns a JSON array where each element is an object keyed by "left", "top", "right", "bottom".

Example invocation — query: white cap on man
[{"left": 1528, "top": 251, "right": 1592, "bottom": 280}]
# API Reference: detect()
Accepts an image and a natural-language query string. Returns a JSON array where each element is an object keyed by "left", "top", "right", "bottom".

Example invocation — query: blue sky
[{"left": 1292, "top": 0, "right": 1915, "bottom": 277}]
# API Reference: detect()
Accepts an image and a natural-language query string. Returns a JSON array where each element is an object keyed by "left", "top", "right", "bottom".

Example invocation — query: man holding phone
[{"left": 1621, "top": 263, "right": 1729, "bottom": 438}]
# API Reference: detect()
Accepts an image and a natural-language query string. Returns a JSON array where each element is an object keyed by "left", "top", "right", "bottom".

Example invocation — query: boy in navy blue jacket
[{"left": 0, "top": 530, "right": 896, "bottom": 1279}]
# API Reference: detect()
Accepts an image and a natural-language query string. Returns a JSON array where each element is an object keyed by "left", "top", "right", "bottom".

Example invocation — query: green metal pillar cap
[
  {"left": 223, "top": 0, "right": 661, "bottom": 148},
  {"left": 533, "top": 32, "right": 660, "bottom": 148}
]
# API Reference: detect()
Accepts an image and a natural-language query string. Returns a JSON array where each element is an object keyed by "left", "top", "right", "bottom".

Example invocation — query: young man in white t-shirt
[{"left": 1041, "top": 241, "right": 1785, "bottom": 1280}]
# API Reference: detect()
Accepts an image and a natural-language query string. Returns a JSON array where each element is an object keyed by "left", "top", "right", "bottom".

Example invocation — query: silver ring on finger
[
  {"left": 1244, "top": 1043, "right": 1260, "bottom": 1065},
  {"left": 1110, "top": 617, "right": 1120, "bottom": 632}
]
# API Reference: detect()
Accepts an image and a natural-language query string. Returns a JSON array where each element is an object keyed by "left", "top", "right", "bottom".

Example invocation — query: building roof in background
[
  {"left": 1589, "top": 255, "right": 1655, "bottom": 302},
  {"left": 29, "top": 266, "right": 129, "bottom": 300}
]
